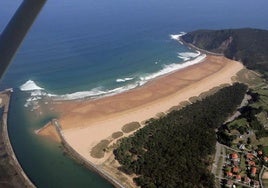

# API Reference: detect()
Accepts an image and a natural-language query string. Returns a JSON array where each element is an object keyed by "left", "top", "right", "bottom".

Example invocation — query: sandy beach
[{"left": 38, "top": 55, "right": 243, "bottom": 187}]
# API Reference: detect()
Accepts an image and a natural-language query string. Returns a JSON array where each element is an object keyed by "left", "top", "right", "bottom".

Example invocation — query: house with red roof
[
  {"left": 264, "top": 156, "right": 268, "bottom": 162},
  {"left": 232, "top": 166, "right": 240, "bottom": 174},
  {"left": 226, "top": 171, "right": 233, "bottom": 178},
  {"left": 251, "top": 167, "right": 257, "bottom": 177},
  {"left": 236, "top": 174, "right": 241, "bottom": 182},
  {"left": 248, "top": 160, "right": 255, "bottom": 166},
  {"left": 230, "top": 153, "right": 240, "bottom": 163},
  {"left": 246, "top": 153, "right": 254, "bottom": 161}
]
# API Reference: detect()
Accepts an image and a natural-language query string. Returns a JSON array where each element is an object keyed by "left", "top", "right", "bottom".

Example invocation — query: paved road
[{"left": 212, "top": 142, "right": 222, "bottom": 175}]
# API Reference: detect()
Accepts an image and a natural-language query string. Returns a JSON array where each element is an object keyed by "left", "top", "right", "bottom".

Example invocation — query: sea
[{"left": 0, "top": 0, "right": 268, "bottom": 187}]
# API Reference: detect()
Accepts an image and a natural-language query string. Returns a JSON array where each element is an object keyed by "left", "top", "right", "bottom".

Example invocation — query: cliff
[{"left": 181, "top": 28, "right": 268, "bottom": 78}]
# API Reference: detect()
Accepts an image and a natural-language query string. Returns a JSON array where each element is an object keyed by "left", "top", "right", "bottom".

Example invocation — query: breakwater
[
  {"left": 0, "top": 89, "right": 36, "bottom": 187},
  {"left": 51, "top": 119, "right": 124, "bottom": 188}
]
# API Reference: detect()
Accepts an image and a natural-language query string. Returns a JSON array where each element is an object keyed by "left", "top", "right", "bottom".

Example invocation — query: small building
[
  {"left": 233, "top": 161, "right": 239, "bottom": 166},
  {"left": 244, "top": 176, "right": 251, "bottom": 184},
  {"left": 236, "top": 174, "right": 241, "bottom": 182},
  {"left": 246, "top": 153, "right": 254, "bottom": 161},
  {"left": 248, "top": 160, "right": 256, "bottom": 166},
  {"left": 226, "top": 171, "right": 233, "bottom": 178},
  {"left": 239, "top": 144, "right": 245, "bottom": 150},
  {"left": 232, "top": 167, "right": 240, "bottom": 174},
  {"left": 257, "top": 150, "right": 263, "bottom": 157},
  {"left": 254, "top": 180, "right": 260, "bottom": 188},
  {"left": 251, "top": 167, "right": 257, "bottom": 177},
  {"left": 225, "top": 180, "right": 233, "bottom": 188},
  {"left": 231, "top": 153, "right": 239, "bottom": 161}
]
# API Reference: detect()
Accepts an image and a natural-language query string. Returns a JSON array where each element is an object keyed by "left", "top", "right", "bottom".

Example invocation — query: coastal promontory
[{"left": 181, "top": 28, "right": 268, "bottom": 77}]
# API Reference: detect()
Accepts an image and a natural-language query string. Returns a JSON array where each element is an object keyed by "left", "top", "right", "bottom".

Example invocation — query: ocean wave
[
  {"left": 177, "top": 51, "right": 201, "bottom": 61},
  {"left": 140, "top": 54, "right": 206, "bottom": 81},
  {"left": 170, "top": 32, "right": 201, "bottom": 61},
  {"left": 116, "top": 77, "right": 134, "bottom": 83},
  {"left": 20, "top": 80, "right": 139, "bottom": 103},
  {"left": 170, "top": 32, "right": 186, "bottom": 41},
  {"left": 170, "top": 32, "right": 186, "bottom": 44},
  {"left": 20, "top": 54, "right": 206, "bottom": 107},
  {"left": 20, "top": 80, "right": 44, "bottom": 91},
  {"left": 52, "top": 88, "right": 106, "bottom": 100},
  {"left": 52, "top": 83, "right": 142, "bottom": 100}
]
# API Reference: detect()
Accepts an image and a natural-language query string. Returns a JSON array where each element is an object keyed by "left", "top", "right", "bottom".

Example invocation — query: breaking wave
[
  {"left": 20, "top": 80, "right": 140, "bottom": 105},
  {"left": 140, "top": 54, "right": 206, "bottom": 81},
  {"left": 21, "top": 32, "right": 206, "bottom": 109},
  {"left": 177, "top": 51, "right": 201, "bottom": 61},
  {"left": 170, "top": 32, "right": 186, "bottom": 44},
  {"left": 20, "top": 80, "right": 44, "bottom": 91},
  {"left": 116, "top": 77, "right": 134, "bottom": 83},
  {"left": 20, "top": 54, "right": 205, "bottom": 108}
]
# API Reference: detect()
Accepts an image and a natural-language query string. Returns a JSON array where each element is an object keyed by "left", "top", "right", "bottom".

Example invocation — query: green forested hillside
[
  {"left": 114, "top": 83, "right": 247, "bottom": 188},
  {"left": 181, "top": 28, "right": 268, "bottom": 78}
]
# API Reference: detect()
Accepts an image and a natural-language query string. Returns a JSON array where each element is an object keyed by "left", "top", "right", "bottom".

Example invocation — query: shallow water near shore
[
  {"left": 1, "top": 0, "right": 268, "bottom": 187},
  {"left": 7, "top": 90, "right": 113, "bottom": 187}
]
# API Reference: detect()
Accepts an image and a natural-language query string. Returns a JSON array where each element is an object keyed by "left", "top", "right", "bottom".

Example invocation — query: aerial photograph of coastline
[{"left": 0, "top": 0, "right": 268, "bottom": 187}]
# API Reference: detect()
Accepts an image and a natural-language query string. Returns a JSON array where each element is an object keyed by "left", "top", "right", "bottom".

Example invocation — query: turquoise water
[
  {"left": 7, "top": 89, "right": 113, "bottom": 187},
  {"left": 1, "top": 0, "right": 268, "bottom": 187}
]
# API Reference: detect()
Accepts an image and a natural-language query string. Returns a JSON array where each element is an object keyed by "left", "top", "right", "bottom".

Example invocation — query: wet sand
[{"left": 39, "top": 55, "right": 243, "bottom": 165}]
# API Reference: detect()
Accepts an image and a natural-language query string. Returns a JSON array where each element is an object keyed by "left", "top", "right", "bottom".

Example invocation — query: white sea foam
[
  {"left": 52, "top": 88, "right": 107, "bottom": 100},
  {"left": 170, "top": 32, "right": 186, "bottom": 41},
  {"left": 178, "top": 56, "right": 190, "bottom": 61},
  {"left": 21, "top": 54, "right": 206, "bottom": 106},
  {"left": 20, "top": 80, "right": 44, "bottom": 91},
  {"left": 51, "top": 83, "right": 141, "bottom": 100},
  {"left": 116, "top": 77, "right": 134, "bottom": 83},
  {"left": 20, "top": 31, "right": 206, "bottom": 106},
  {"left": 170, "top": 32, "right": 186, "bottom": 44},
  {"left": 177, "top": 51, "right": 201, "bottom": 61},
  {"left": 20, "top": 80, "right": 47, "bottom": 109},
  {"left": 170, "top": 32, "right": 201, "bottom": 61},
  {"left": 26, "top": 96, "right": 41, "bottom": 102},
  {"left": 109, "top": 84, "right": 138, "bottom": 94},
  {"left": 30, "top": 90, "right": 47, "bottom": 97},
  {"left": 20, "top": 79, "right": 139, "bottom": 102},
  {"left": 140, "top": 54, "right": 206, "bottom": 81}
]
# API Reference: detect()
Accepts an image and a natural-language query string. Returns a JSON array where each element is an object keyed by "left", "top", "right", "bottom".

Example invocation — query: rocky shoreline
[{"left": 0, "top": 89, "right": 35, "bottom": 188}]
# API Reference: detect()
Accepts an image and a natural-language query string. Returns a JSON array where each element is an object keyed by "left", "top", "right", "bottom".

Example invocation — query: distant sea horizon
[{"left": 1, "top": 0, "right": 268, "bottom": 187}]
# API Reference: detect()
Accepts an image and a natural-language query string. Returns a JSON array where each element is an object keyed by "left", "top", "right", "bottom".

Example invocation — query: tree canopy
[
  {"left": 181, "top": 28, "right": 268, "bottom": 78},
  {"left": 114, "top": 83, "right": 247, "bottom": 188}
]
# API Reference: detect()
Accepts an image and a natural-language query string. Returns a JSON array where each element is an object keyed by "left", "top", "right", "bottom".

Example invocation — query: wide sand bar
[{"left": 39, "top": 55, "right": 243, "bottom": 165}]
